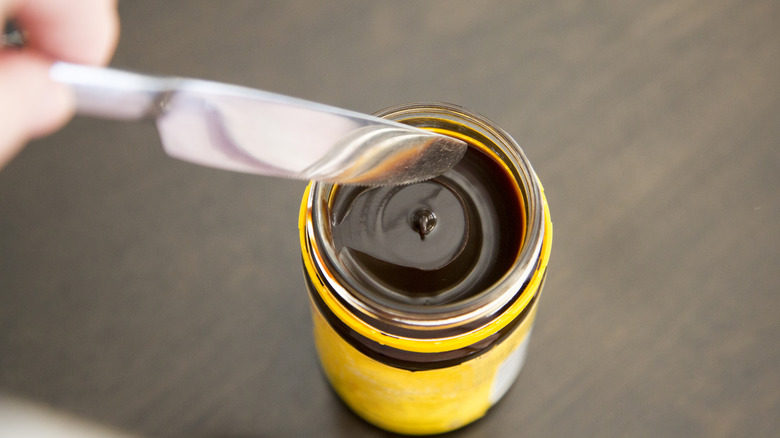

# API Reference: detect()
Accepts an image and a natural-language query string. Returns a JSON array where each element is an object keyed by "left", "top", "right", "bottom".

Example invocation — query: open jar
[{"left": 299, "top": 103, "right": 552, "bottom": 435}]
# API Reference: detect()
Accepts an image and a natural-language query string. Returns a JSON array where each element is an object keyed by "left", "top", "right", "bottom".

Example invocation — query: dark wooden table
[{"left": 2, "top": 1, "right": 778, "bottom": 436}]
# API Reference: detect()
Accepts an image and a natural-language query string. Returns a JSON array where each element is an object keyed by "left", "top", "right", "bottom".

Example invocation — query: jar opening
[{"left": 308, "top": 103, "right": 545, "bottom": 328}]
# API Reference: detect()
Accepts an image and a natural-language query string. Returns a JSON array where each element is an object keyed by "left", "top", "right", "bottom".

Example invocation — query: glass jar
[{"left": 299, "top": 103, "right": 552, "bottom": 435}]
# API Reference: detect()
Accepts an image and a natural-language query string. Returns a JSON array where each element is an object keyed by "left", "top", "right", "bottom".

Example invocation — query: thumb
[{"left": 0, "top": 52, "right": 74, "bottom": 167}]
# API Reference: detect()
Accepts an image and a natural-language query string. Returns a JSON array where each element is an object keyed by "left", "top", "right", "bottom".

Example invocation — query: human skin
[{"left": 0, "top": 0, "right": 119, "bottom": 168}]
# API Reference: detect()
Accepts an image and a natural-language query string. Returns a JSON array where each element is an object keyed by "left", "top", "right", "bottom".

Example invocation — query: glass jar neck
[{"left": 308, "top": 103, "right": 545, "bottom": 334}]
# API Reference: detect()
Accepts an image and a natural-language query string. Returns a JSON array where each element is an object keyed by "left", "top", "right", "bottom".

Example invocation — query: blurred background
[{"left": 1, "top": 0, "right": 778, "bottom": 436}]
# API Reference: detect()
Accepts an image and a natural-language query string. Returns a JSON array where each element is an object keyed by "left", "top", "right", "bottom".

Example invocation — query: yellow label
[{"left": 311, "top": 301, "right": 538, "bottom": 435}]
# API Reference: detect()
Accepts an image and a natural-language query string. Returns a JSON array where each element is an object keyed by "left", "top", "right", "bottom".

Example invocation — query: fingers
[
  {"left": 11, "top": 0, "right": 120, "bottom": 65},
  {"left": 0, "top": 51, "right": 74, "bottom": 167},
  {"left": 0, "top": 0, "right": 119, "bottom": 168}
]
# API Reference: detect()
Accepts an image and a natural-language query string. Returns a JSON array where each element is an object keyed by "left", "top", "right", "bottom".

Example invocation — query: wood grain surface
[{"left": 1, "top": 1, "right": 778, "bottom": 437}]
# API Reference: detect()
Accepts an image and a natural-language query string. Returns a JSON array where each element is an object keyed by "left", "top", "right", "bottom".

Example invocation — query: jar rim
[{"left": 306, "top": 103, "right": 546, "bottom": 332}]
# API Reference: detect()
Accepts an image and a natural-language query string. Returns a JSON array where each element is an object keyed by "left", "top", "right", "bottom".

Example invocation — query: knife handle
[{"left": 50, "top": 62, "right": 174, "bottom": 122}]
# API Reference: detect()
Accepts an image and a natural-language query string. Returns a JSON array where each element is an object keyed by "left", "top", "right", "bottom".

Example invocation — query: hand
[{"left": 0, "top": 0, "right": 119, "bottom": 168}]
